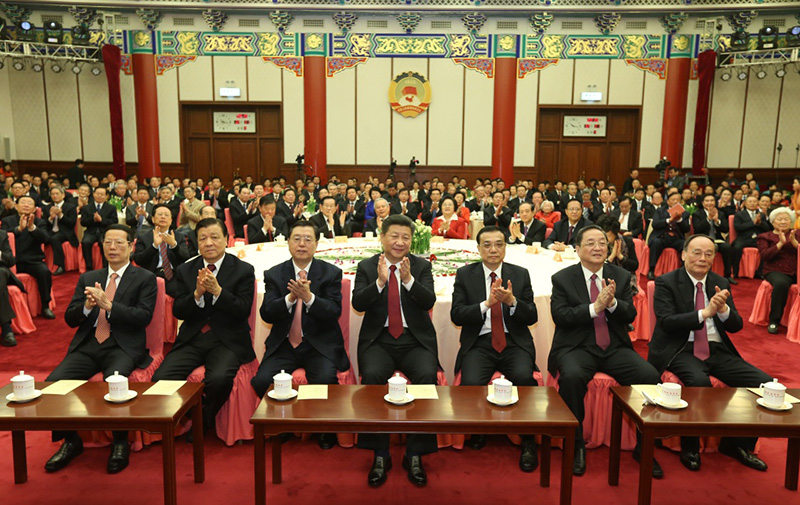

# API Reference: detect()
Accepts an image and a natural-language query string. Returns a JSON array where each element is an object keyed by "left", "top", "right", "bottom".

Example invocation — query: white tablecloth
[{"left": 234, "top": 238, "right": 579, "bottom": 384}]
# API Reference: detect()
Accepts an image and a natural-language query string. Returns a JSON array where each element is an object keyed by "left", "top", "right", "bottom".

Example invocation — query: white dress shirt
[{"left": 685, "top": 270, "right": 728, "bottom": 344}]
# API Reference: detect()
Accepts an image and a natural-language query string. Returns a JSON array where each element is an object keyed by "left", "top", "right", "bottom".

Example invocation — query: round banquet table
[{"left": 232, "top": 237, "right": 579, "bottom": 384}]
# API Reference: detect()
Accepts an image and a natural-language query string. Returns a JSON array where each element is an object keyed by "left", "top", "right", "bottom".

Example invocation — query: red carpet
[{"left": 1, "top": 273, "right": 798, "bottom": 505}]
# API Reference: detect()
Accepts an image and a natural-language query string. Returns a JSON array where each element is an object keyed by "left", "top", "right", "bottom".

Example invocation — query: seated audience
[
  {"left": 43, "top": 186, "right": 78, "bottom": 276},
  {"left": 0, "top": 231, "right": 24, "bottom": 346},
  {"left": 534, "top": 200, "right": 559, "bottom": 230},
  {"left": 544, "top": 199, "right": 588, "bottom": 251},
  {"left": 757, "top": 208, "right": 798, "bottom": 334},
  {"left": 509, "top": 202, "right": 546, "bottom": 245},
  {"left": 310, "top": 196, "right": 347, "bottom": 239},
  {"left": 179, "top": 186, "right": 205, "bottom": 230},
  {"left": 647, "top": 191, "right": 689, "bottom": 280},
  {"left": 81, "top": 187, "right": 118, "bottom": 270},
  {"left": 431, "top": 196, "right": 467, "bottom": 239},
  {"left": 247, "top": 195, "right": 288, "bottom": 244}
]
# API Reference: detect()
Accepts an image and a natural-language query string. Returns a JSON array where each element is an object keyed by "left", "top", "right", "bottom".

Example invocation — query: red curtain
[
  {"left": 102, "top": 44, "right": 125, "bottom": 179},
  {"left": 691, "top": 50, "right": 717, "bottom": 174}
]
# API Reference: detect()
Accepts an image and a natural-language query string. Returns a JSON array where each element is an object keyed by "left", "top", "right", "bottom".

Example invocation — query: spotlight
[
  {"left": 755, "top": 68, "right": 767, "bottom": 79},
  {"left": 758, "top": 26, "right": 778, "bottom": 50},
  {"left": 71, "top": 24, "right": 89, "bottom": 45},
  {"left": 737, "top": 70, "right": 748, "bottom": 80},
  {"left": 31, "top": 61, "right": 43, "bottom": 72},
  {"left": 776, "top": 67, "right": 787, "bottom": 78},
  {"left": 12, "top": 60, "right": 24, "bottom": 71},
  {"left": 787, "top": 26, "right": 800, "bottom": 47},
  {"left": 16, "top": 20, "right": 35, "bottom": 42},
  {"left": 720, "top": 71, "right": 732, "bottom": 81},
  {"left": 44, "top": 20, "right": 63, "bottom": 44},
  {"left": 90, "top": 65, "right": 102, "bottom": 76},
  {"left": 51, "top": 61, "right": 62, "bottom": 73},
  {"left": 730, "top": 30, "right": 750, "bottom": 51},
  {"left": 71, "top": 63, "right": 81, "bottom": 74}
]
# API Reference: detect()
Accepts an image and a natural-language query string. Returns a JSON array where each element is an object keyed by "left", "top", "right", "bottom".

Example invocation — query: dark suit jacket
[
  {"left": 543, "top": 217, "right": 588, "bottom": 249},
  {"left": 390, "top": 201, "right": 420, "bottom": 219},
  {"left": 80, "top": 202, "right": 118, "bottom": 237},
  {"left": 732, "top": 208, "right": 771, "bottom": 241},
  {"left": 364, "top": 217, "right": 383, "bottom": 235},
  {"left": 547, "top": 263, "right": 637, "bottom": 376},
  {"left": 691, "top": 208, "right": 729, "bottom": 239},
  {"left": 451, "top": 262, "right": 538, "bottom": 372},
  {"left": 352, "top": 254, "right": 437, "bottom": 359},
  {"left": 0, "top": 232, "right": 25, "bottom": 323},
  {"left": 202, "top": 189, "right": 229, "bottom": 210},
  {"left": 261, "top": 259, "right": 349, "bottom": 371},
  {"left": 309, "top": 212, "right": 345, "bottom": 239},
  {"left": 483, "top": 205, "right": 513, "bottom": 236},
  {"left": 508, "top": 219, "right": 546, "bottom": 245},
  {"left": 171, "top": 254, "right": 256, "bottom": 364},
  {"left": 420, "top": 200, "right": 443, "bottom": 226},
  {"left": 132, "top": 228, "right": 188, "bottom": 284},
  {"left": 43, "top": 202, "right": 79, "bottom": 246},
  {"left": 1, "top": 215, "right": 49, "bottom": 264},
  {"left": 648, "top": 206, "right": 690, "bottom": 244},
  {"left": 66, "top": 165, "right": 86, "bottom": 189},
  {"left": 612, "top": 209, "right": 644, "bottom": 239},
  {"left": 591, "top": 202, "right": 618, "bottom": 222},
  {"left": 339, "top": 199, "right": 366, "bottom": 236},
  {"left": 276, "top": 200, "right": 300, "bottom": 228},
  {"left": 246, "top": 214, "right": 289, "bottom": 244},
  {"left": 228, "top": 198, "right": 256, "bottom": 238},
  {"left": 63, "top": 266, "right": 158, "bottom": 369},
  {"left": 125, "top": 202, "right": 155, "bottom": 230},
  {"left": 507, "top": 196, "right": 531, "bottom": 213},
  {"left": 560, "top": 195, "right": 581, "bottom": 213},
  {"left": 647, "top": 269, "right": 743, "bottom": 373}
]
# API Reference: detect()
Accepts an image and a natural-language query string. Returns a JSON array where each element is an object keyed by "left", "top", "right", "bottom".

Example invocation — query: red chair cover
[
  {"left": 748, "top": 281, "right": 797, "bottom": 327},
  {"left": 647, "top": 280, "right": 656, "bottom": 337},
  {"left": 654, "top": 248, "right": 680, "bottom": 276},
  {"left": 634, "top": 239, "right": 647, "bottom": 277},
  {"left": 6, "top": 232, "right": 56, "bottom": 317},
  {"left": 44, "top": 243, "right": 80, "bottom": 273},
  {"left": 728, "top": 215, "right": 760, "bottom": 278},
  {"left": 224, "top": 208, "right": 236, "bottom": 247},
  {"left": 8, "top": 286, "right": 36, "bottom": 334},
  {"left": 787, "top": 297, "right": 800, "bottom": 344},
  {"left": 630, "top": 289, "right": 650, "bottom": 342},
  {"left": 164, "top": 294, "right": 177, "bottom": 343},
  {"left": 78, "top": 242, "right": 103, "bottom": 274}
]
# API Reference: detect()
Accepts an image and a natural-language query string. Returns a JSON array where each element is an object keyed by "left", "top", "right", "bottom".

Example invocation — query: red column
[
  {"left": 303, "top": 56, "right": 327, "bottom": 181},
  {"left": 491, "top": 58, "right": 517, "bottom": 184},
  {"left": 132, "top": 53, "right": 161, "bottom": 179},
  {"left": 660, "top": 58, "right": 691, "bottom": 171}
]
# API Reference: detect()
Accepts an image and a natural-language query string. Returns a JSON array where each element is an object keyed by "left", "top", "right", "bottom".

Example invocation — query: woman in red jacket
[{"left": 431, "top": 196, "right": 467, "bottom": 239}]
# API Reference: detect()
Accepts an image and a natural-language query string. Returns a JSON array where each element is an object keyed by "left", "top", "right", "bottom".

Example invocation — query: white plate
[
  {"left": 655, "top": 398, "right": 688, "bottom": 410},
  {"left": 6, "top": 390, "right": 42, "bottom": 403},
  {"left": 104, "top": 390, "right": 138, "bottom": 403},
  {"left": 487, "top": 394, "right": 519, "bottom": 406},
  {"left": 756, "top": 398, "right": 793, "bottom": 411},
  {"left": 267, "top": 389, "right": 298, "bottom": 401},
  {"left": 384, "top": 393, "right": 414, "bottom": 405}
]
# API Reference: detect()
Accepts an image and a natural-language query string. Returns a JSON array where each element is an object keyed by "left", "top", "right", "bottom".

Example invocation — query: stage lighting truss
[
  {"left": 0, "top": 39, "right": 101, "bottom": 74},
  {"left": 718, "top": 46, "right": 800, "bottom": 75}
]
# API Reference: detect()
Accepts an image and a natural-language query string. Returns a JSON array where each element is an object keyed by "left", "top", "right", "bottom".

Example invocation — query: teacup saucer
[
  {"left": 655, "top": 398, "right": 688, "bottom": 410},
  {"left": 487, "top": 394, "right": 518, "bottom": 406},
  {"left": 756, "top": 398, "right": 793, "bottom": 411},
  {"left": 267, "top": 389, "right": 298, "bottom": 401},
  {"left": 104, "top": 390, "right": 138, "bottom": 403},
  {"left": 384, "top": 393, "right": 414, "bottom": 405},
  {"left": 6, "top": 390, "right": 42, "bottom": 403}
]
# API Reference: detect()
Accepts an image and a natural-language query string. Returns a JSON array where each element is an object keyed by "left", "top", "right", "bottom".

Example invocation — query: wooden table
[
  {"left": 0, "top": 381, "right": 205, "bottom": 505},
  {"left": 608, "top": 386, "right": 800, "bottom": 505},
  {"left": 251, "top": 385, "right": 578, "bottom": 505}
]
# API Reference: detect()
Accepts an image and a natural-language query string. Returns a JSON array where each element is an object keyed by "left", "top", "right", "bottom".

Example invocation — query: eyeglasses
[
  {"left": 580, "top": 240, "right": 608, "bottom": 249},
  {"left": 291, "top": 235, "right": 315, "bottom": 244},
  {"left": 102, "top": 239, "right": 130, "bottom": 248},
  {"left": 688, "top": 249, "right": 715, "bottom": 259}
]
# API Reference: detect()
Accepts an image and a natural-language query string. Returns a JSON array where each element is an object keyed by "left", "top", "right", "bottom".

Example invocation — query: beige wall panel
[
  {"left": 682, "top": 78, "right": 699, "bottom": 168},
  {"left": 776, "top": 70, "right": 800, "bottom": 169},
  {"left": 608, "top": 59, "right": 644, "bottom": 106},
  {"left": 247, "top": 57, "right": 282, "bottom": 102},
  {"left": 178, "top": 56, "right": 212, "bottom": 101},
  {"left": 538, "top": 60, "right": 573, "bottom": 105},
  {"left": 572, "top": 59, "right": 609, "bottom": 105},
  {"left": 427, "top": 59, "right": 464, "bottom": 166},
  {"left": 638, "top": 72, "right": 666, "bottom": 167},
  {"left": 0, "top": 67, "right": 17, "bottom": 160},
  {"left": 740, "top": 75, "right": 781, "bottom": 169},
  {"left": 9, "top": 70, "right": 49, "bottom": 160},
  {"left": 514, "top": 70, "right": 538, "bottom": 167},
  {"left": 79, "top": 72, "right": 112, "bottom": 162},
  {"left": 282, "top": 70, "right": 304, "bottom": 164},
  {"left": 462, "top": 65, "right": 494, "bottom": 167},
  {"left": 392, "top": 58, "right": 429, "bottom": 165},
  {"left": 356, "top": 58, "right": 391, "bottom": 165},
  {"left": 706, "top": 70, "right": 747, "bottom": 168},
  {"left": 326, "top": 67, "right": 356, "bottom": 165},
  {"left": 44, "top": 72, "right": 82, "bottom": 162},
  {"left": 120, "top": 73, "right": 138, "bottom": 163},
  {"left": 213, "top": 56, "right": 248, "bottom": 102},
  {"left": 157, "top": 69, "right": 180, "bottom": 164}
]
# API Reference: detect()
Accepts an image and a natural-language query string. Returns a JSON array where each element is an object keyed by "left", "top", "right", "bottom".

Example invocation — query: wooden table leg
[
  {"left": 254, "top": 426, "right": 266, "bottom": 505},
  {"left": 786, "top": 438, "right": 800, "bottom": 491},
  {"left": 192, "top": 398, "right": 205, "bottom": 483},
  {"left": 540, "top": 435, "right": 551, "bottom": 488},
  {"left": 608, "top": 397, "right": 622, "bottom": 486},
  {"left": 11, "top": 431, "right": 27, "bottom": 484},
  {"left": 637, "top": 430, "right": 655, "bottom": 505},
  {"left": 271, "top": 436, "right": 282, "bottom": 485},
  {"left": 162, "top": 425, "right": 177, "bottom": 505},
  {"left": 560, "top": 435, "right": 574, "bottom": 505}
]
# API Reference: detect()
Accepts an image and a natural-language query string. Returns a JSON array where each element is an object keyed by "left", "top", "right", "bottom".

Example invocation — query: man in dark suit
[
  {"left": 544, "top": 199, "right": 588, "bottom": 251},
  {"left": 152, "top": 218, "right": 256, "bottom": 433},
  {"left": 646, "top": 191, "right": 690, "bottom": 280},
  {"left": 731, "top": 195, "right": 771, "bottom": 279},
  {"left": 276, "top": 187, "right": 303, "bottom": 228},
  {"left": 484, "top": 191, "right": 513, "bottom": 238},
  {"left": 125, "top": 187, "right": 154, "bottom": 232},
  {"left": 1, "top": 196, "right": 55, "bottom": 319},
  {"left": 203, "top": 176, "right": 229, "bottom": 219},
  {"left": 81, "top": 187, "right": 118, "bottom": 270},
  {"left": 247, "top": 195, "right": 288, "bottom": 244},
  {"left": 420, "top": 188, "right": 443, "bottom": 225},
  {"left": 451, "top": 226, "right": 539, "bottom": 472},
  {"left": 692, "top": 194, "right": 736, "bottom": 284},
  {"left": 508, "top": 184, "right": 530, "bottom": 213},
  {"left": 252, "top": 221, "right": 350, "bottom": 449},
  {"left": 611, "top": 196, "right": 643, "bottom": 239},
  {"left": 632, "top": 188, "right": 651, "bottom": 214},
  {"left": 547, "top": 181, "right": 566, "bottom": 211},
  {"left": 352, "top": 214, "right": 438, "bottom": 488},
  {"left": 549, "top": 225, "right": 662, "bottom": 477},
  {"left": 228, "top": 186, "right": 258, "bottom": 239},
  {"left": 133, "top": 204, "right": 187, "bottom": 297},
  {"left": 390, "top": 188, "right": 420, "bottom": 220},
  {"left": 0, "top": 231, "right": 25, "bottom": 347},
  {"left": 508, "top": 202, "right": 546, "bottom": 245},
  {"left": 560, "top": 183, "right": 580, "bottom": 213},
  {"left": 648, "top": 235, "right": 772, "bottom": 472},
  {"left": 66, "top": 159, "right": 86, "bottom": 189},
  {"left": 466, "top": 185, "right": 490, "bottom": 214},
  {"left": 339, "top": 186, "right": 366, "bottom": 236},
  {"left": 591, "top": 189, "right": 618, "bottom": 222},
  {"left": 309, "top": 196, "right": 347, "bottom": 239},
  {"left": 43, "top": 224, "right": 157, "bottom": 474},
  {"left": 43, "top": 186, "right": 78, "bottom": 276},
  {"left": 364, "top": 198, "right": 391, "bottom": 236}
]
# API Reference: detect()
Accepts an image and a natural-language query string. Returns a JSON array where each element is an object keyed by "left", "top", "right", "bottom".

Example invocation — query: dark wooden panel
[
  {"left": 185, "top": 108, "right": 211, "bottom": 136},
  {"left": 259, "top": 107, "right": 281, "bottom": 138},
  {"left": 584, "top": 143, "right": 607, "bottom": 180},
  {"left": 609, "top": 143, "right": 633, "bottom": 187},
  {"left": 212, "top": 139, "right": 235, "bottom": 183},
  {"left": 607, "top": 110, "right": 637, "bottom": 141},
  {"left": 538, "top": 110, "right": 562, "bottom": 140},
  {"left": 189, "top": 138, "right": 212, "bottom": 180},
  {"left": 536, "top": 142, "right": 559, "bottom": 183},
  {"left": 260, "top": 139, "right": 282, "bottom": 181},
  {"left": 559, "top": 144, "right": 582, "bottom": 184},
  {"left": 232, "top": 140, "right": 259, "bottom": 180}
]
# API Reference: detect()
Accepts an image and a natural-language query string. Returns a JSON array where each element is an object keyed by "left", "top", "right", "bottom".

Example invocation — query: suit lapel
[
  {"left": 573, "top": 265, "right": 590, "bottom": 303},
  {"left": 472, "top": 262, "right": 488, "bottom": 301},
  {"left": 677, "top": 269, "right": 696, "bottom": 312},
  {"left": 114, "top": 266, "right": 134, "bottom": 301}
]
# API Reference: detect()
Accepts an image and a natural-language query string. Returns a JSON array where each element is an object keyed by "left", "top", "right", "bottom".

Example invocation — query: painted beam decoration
[
  {"left": 453, "top": 58, "right": 494, "bottom": 78},
  {"left": 327, "top": 57, "right": 368, "bottom": 77},
  {"left": 389, "top": 71, "right": 432, "bottom": 118},
  {"left": 517, "top": 58, "right": 559, "bottom": 79},
  {"left": 624, "top": 59, "right": 667, "bottom": 79}
]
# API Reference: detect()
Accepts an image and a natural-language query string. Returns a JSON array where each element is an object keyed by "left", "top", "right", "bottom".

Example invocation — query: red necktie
[
  {"left": 567, "top": 225, "right": 575, "bottom": 244},
  {"left": 589, "top": 274, "right": 610, "bottom": 350},
  {"left": 288, "top": 270, "right": 307, "bottom": 348},
  {"left": 199, "top": 264, "right": 216, "bottom": 334},
  {"left": 490, "top": 272, "right": 506, "bottom": 353},
  {"left": 693, "top": 282, "right": 710, "bottom": 360},
  {"left": 159, "top": 241, "right": 173, "bottom": 280},
  {"left": 95, "top": 273, "right": 119, "bottom": 344},
  {"left": 388, "top": 265, "right": 403, "bottom": 338}
]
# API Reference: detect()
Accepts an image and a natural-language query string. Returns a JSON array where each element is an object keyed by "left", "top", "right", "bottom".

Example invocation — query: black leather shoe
[
  {"left": 465, "top": 434, "right": 487, "bottom": 450},
  {"left": 318, "top": 433, "right": 336, "bottom": 450},
  {"left": 647, "top": 271, "right": 656, "bottom": 280},
  {"left": 519, "top": 439, "right": 539, "bottom": 472},
  {"left": 573, "top": 446, "right": 586, "bottom": 476},
  {"left": 42, "top": 308, "right": 55, "bottom": 319},
  {"left": 53, "top": 267, "right": 65, "bottom": 276},
  {"left": 45, "top": 439, "right": 84, "bottom": 472},
  {"left": 679, "top": 450, "right": 701, "bottom": 471},
  {"left": 633, "top": 447, "right": 664, "bottom": 479},
  {"left": 767, "top": 324, "right": 779, "bottom": 335},
  {"left": 107, "top": 441, "right": 130, "bottom": 474},
  {"left": 727, "top": 277, "right": 738, "bottom": 285},
  {"left": 1, "top": 332, "right": 17, "bottom": 347},
  {"left": 719, "top": 442, "right": 767, "bottom": 471},
  {"left": 402, "top": 454, "right": 427, "bottom": 487},
  {"left": 367, "top": 455, "right": 392, "bottom": 488}
]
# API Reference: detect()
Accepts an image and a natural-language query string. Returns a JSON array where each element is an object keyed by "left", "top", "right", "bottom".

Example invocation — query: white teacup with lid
[
  {"left": 11, "top": 370, "right": 35, "bottom": 400},
  {"left": 272, "top": 370, "right": 293, "bottom": 398},
  {"left": 492, "top": 375, "right": 513, "bottom": 403},
  {"left": 760, "top": 378, "right": 787, "bottom": 408},
  {"left": 387, "top": 373, "right": 408, "bottom": 401},
  {"left": 106, "top": 371, "right": 129, "bottom": 401}
]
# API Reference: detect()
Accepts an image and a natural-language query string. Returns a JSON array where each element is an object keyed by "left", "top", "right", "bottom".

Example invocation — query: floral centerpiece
[
  {"left": 305, "top": 195, "right": 317, "bottom": 214},
  {"left": 107, "top": 195, "right": 125, "bottom": 212},
  {"left": 410, "top": 219, "right": 432, "bottom": 255},
  {"left": 684, "top": 203, "right": 698, "bottom": 216}
]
